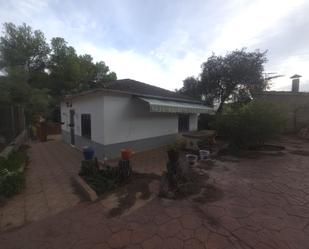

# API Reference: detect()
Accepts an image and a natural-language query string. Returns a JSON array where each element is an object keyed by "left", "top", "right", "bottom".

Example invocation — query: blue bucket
[{"left": 83, "top": 146, "right": 95, "bottom": 160}]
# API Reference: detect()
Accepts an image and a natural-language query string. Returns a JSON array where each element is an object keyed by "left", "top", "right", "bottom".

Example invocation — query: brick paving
[
  {"left": 0, "top": 136, "right": 82, "bottom": 231},
  {"left": 1, "top": 136, "right": 309, "bottom": 248}
]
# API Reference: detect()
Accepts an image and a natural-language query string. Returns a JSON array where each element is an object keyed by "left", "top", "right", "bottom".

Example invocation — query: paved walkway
[
  {"left": 1, "top": 136, "right": 309, "bottom": 248},
  {"left": 0, "top": 136, "right": 82, "bottom": 231}
]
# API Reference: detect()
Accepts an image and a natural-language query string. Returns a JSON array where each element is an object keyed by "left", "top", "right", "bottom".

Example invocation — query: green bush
[
  {"left": 167, "top": 138, "right": 187, "bottom": 151},
  {"left": 214, "top": 101, "right": 286, "bottom": 149},
  {"left": 83, "top": 166, "right": 120, "bottom": 195},
  {"left": 79, "top": 159, "right": 98, "bottom": 176},
  {"left": 0, "top": 149, "right": 28, "bottom": 198},
  {"left": 0, "top": 170, "right": 25, "bottom": 197},
  {"left": 79, "top": 160, "right": 121, "bottom": 195},
  {"left": 0, "top": 150, "right": 28, "bottom": 172}
]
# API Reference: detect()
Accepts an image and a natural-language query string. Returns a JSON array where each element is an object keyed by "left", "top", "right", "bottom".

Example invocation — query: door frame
[
  {"left": 178, "top": 114, "right": 190, "bottom": 133},
  {"left": 69, "top": 109, "right": 75, "bottom": 146}
]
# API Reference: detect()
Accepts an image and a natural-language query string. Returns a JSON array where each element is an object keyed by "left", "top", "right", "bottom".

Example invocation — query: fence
[
  {"left": 0, "top": 105, "right": 26, "bottom": 146},
  {"left": 46, "top": 122, "right": 61, "bottom": 135}
]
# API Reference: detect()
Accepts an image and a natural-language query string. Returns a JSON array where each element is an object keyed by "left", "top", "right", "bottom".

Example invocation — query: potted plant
[{"left": 167, "top": 143, "right": 180, "bottom": 163}]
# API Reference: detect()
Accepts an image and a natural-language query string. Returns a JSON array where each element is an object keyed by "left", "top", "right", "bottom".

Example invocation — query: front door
[
  {"left": 178, "top": 114, "right": 190, "bottom": 133},
  {"left": 69, "top": 109, "right": 75, "bottom": 145}
]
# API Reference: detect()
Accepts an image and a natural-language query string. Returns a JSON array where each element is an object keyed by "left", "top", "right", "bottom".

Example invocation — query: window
[
  {"left": 178, "top": 114, "right": 189, "bottom": 132},
  {"left": 81, "top": 114, "right": 91, "bottom": 139}
]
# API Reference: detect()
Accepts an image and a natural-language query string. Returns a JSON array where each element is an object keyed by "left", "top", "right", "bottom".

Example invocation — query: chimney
[{"left": 290, "top": 74, "right": 302, "bottom": 93}]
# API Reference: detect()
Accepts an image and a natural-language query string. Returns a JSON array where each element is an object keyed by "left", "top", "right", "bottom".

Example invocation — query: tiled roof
[{"left": 102, "top": 79, "right": 202, "bottom": 103}]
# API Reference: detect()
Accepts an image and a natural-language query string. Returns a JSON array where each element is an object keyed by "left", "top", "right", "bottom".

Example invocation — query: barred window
[{"left": 81, "top": 114, "right": 91, "bottom": 139}]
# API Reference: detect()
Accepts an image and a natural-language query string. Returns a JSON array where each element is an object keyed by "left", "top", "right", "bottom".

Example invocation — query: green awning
[{"left": 139, "top": 97, "right": 214, "bottom": 114}]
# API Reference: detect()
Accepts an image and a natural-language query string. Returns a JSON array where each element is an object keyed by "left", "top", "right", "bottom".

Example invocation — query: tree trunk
[{"left": 216, "top": 101, "right": 225, "bottom": 114}]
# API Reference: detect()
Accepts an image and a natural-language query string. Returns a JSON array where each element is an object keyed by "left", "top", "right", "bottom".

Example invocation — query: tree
[
  {"left": 49, "top": 38, "right": 117, "bottom": 95},
  {"left": 214, "top": 101, "right": 286, "bottom": 149},
  {"left": 178, "top": 77, "right": 200, "bottom": 98},
  {"left": 180, "top": 49, "right": 268, "bottom": 113},
  {"left": 0, "top": 23, "right": 50, "bottom": 74},
  {"left": 78, "top": 54, "right": 96, "bottom": 90},
  {"left": 48, "top": 37, "right": 81, "bottom": 95},
  {"left": 0, "top": 22, "right": 117, "bottom": 122},
  {"left": 95, "top": 61, "right": 117, "bottom": 83}
]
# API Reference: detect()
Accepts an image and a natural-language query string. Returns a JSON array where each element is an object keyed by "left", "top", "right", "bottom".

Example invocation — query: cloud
[
  {"left": 268, "top": 55, "right": 309, "bottom": 91},
  {"left": 208, "top": 0, "right": 306, "bottom": 51},
  {"left": 1, "top": 0, "right": 309, "bottom": 91},
  {"left": 77, "top": 42, "right": 202, "bottom": 90}
]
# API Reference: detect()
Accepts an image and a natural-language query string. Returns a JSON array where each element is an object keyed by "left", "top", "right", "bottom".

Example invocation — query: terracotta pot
[{"left": 121, "top": 148, "right": 133, "bottom": 160}]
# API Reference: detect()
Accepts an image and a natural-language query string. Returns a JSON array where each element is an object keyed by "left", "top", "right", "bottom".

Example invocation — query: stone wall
[{"left": 255, "top": 91, "right": 309, "bottom": 132}]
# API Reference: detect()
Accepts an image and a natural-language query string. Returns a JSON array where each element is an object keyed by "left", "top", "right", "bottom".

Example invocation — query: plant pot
[
  {"left": 186, "top": 154, "right": 198, "bottom": 165},
  {"left": 83, "top": 147, "right": 95, "bottom": 160},
  {"left": 167, "top": 150, "right": 179, "bottom": 163},
  {"left": 199, "top": 150, "right": 210, "bottom": 160},
  {"left": 121, "top": 148, "right": 133, "bottom": 160}
]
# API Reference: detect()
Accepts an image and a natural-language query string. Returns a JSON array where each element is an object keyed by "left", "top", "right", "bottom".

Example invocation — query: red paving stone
[
  {"left": 1, "top": 136, "right": 309, "bottom": 248},
  {"left": 0, "top": 136, "right": 82, "bottom": 231}
]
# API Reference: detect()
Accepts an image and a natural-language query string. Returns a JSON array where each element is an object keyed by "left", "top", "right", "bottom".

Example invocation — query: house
[
  {"left": 60, "top": 79, "right": 213, "bottom": 159},
  {"left": 255, "top": 75, "right": 309, "bottom": 132}
]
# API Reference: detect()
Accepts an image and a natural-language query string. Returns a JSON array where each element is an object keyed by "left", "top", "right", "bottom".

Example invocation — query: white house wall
[
  {"left": 102, "top": 93, "right": 178, "bottom": 145},
  {"left": 61, "top": 92, "right": 200, "bottom": 158},
  {"left": 189, "top": 114, "right": 198, "bottom": 131},
  {"left": 61, "top": 93, "right": 104, "bottom": 144}
]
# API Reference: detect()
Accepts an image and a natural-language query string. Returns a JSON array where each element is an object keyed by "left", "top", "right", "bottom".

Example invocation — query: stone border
[
  {"left": 0, "top": 130, "right": 28, "bottom": 159},
  {"left": 73, "top": 175, "right": 98, "bottom": 202}
]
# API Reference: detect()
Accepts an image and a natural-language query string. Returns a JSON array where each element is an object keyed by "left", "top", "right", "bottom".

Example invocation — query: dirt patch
[
  {"left": 159, "top": 163, "right": 210, "bottom": 200},
  {"left": 254, "top": 144, "right": 285, "bottom": 151},
  {"left": 193, "top": 184, "right": 224, "bottom": 204},
  {"left": 260, "top": 151, "right": 286, "bottom": 157},
  {"left": 197, "top": 160, "right": 216, "bottom": 170},
  {"left": 218, "top": 145, "right": 286, "bottom": 160},
  {"left": 289, "top": 150, "right": 309, "bottom": 157},
  {"left": 107, "top": 172, "right": 160, "bottom": 217},
  {"left": 218, "top": 147, "right": 262, "bottom": 159}
]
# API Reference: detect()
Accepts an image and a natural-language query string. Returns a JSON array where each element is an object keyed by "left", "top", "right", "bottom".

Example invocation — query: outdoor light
[{"left": 66, "top": 101, "right": 72, "bottom": 107}]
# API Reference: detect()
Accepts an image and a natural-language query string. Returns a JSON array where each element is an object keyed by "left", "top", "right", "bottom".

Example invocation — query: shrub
[
  {"left": 0, "top": 150, "right": 28, "bottom": 172},
  {"left": 167, "top": 138, "right": 187, "bottom": 152},
  {"left": 0, "top": 149, "right": 28, "bottom": 198},
  {"left": 0, "top": 170, "right": 25, "bottom": 197},
  {"left": 79, "top": 159, "right": 98, "bottom": 176},
  {"left": 79, "top": 159, "right": 122, "bottom": 195},
  {"left": 83, "top": 166, "right": 120, "bottom": 195},
  {"left": 213, "top": 101, "right": 286, "bottom": 149}
]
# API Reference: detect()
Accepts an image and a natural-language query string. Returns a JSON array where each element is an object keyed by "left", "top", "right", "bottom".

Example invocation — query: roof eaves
[{"left": 62, "top": 88, "right": 203, "bottom": 104}]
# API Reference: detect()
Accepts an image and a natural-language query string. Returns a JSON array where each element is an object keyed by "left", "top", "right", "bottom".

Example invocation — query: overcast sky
[{"left": 1, "top": 0, "right": 309, "bottom": 91}]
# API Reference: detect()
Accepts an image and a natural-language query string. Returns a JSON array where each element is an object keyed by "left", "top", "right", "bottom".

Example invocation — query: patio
[
  {"left": 0, "top": 136, "right": 83, "bottom": 231},
  {"left": 1, "top": 136, "right": 309, "bottom": 248}
]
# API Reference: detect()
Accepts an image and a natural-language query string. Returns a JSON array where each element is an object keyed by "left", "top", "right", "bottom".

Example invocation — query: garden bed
[{"left": 77, "top": 159, "right": 161, "bottom": 216}]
